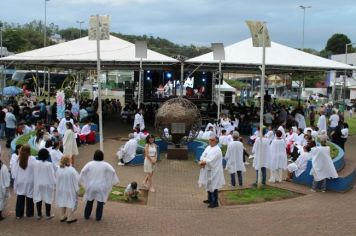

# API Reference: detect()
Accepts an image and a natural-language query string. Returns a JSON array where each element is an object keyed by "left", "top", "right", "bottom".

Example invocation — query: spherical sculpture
[{"left": 155, "top": 97, "right": 202, "bottom": 146}]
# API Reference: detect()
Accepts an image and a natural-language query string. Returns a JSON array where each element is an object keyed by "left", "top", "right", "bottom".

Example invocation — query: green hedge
[{"left": 15, "top": 131, "right": 38, "bottom": 156}]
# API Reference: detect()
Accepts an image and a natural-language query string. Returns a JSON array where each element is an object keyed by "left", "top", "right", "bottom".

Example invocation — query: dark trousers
[
  {"left": 84, "top": 200, "right": 104, "bottom": 221},
  {"left": 243, "top": 150, "right": 249, "bottom": 162},
  {"left": 231, "top": 171, "right": 243, "bottom": 186},
  {"left": 207, "top": 189, "right": 218, "bottom": 206},
  {"left": 5, "top": 127, "right": 15, "bottom": 148},
  {"left": 255, "top": 167, "right": 267, "bottom": 185},
  {"left": 36, "top": 201, "right": 51, "bottom": 217},
  {"left": 16, "top": 195, "right": 34, "bottom": 218}
]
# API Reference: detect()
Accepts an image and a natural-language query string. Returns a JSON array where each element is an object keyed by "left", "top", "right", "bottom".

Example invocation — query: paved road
[{"left": 1, "top": 116, "right": 355, "bottom": 236}]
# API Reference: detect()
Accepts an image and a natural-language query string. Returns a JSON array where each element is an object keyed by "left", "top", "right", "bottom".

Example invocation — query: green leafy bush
[
  {"left": 80, "top": 91, "right": 90, "bottom": 100},
  {"left": 15, "top": 131, "right": 38, "bottom": 156}
]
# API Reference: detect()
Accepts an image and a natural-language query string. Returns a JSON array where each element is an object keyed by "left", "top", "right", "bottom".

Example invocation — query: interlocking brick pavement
[{"left": 1, "top": 116, "right": 356, "bottom": 235}]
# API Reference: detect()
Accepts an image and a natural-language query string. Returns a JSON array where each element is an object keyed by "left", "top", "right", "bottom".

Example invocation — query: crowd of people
[
  {"left": 196, "top": 99, "right": 348, "bottom": 208},
  {"left": 0, "top": 95, "right": 124, "bottom": 222}
]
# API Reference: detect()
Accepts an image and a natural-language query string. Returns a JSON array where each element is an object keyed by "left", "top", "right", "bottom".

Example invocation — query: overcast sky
[{"left": 1, "top": 0, "right": 356, "bottom": 50}]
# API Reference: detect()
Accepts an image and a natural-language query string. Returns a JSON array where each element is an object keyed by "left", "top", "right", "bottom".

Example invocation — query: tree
[{"left": 325, "top": 33, "right": 353, "bottom": 55}]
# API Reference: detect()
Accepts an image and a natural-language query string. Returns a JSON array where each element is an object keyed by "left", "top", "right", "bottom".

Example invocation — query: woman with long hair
[
  {"left": 12, "top": 144, "right": 36, "bottom": 219},
  {"left": 63, "top": 122, "right": 79, "bottom": 165},
  {"left": 56, "top": 155, "right": 79, "bottom": 224},
  {"left": 142, "top": 134, "right": 157, "bottom": 192},
  {"left": 33, "top": 148, "right": 56, "bottom": 220}
]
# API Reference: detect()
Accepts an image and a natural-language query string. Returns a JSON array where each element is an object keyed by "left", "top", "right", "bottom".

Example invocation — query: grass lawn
[
  {"left": 345, "top": 117, "right": 356, "bottom": 135},
  {"left": 220, "top": 186, "right": 302, "bottom": 205},
  {"left": 79, "top": 186, "right": 148, "bottom": 205}
]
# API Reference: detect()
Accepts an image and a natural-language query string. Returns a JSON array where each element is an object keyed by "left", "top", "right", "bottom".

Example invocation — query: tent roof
[
  {"left": 215, "top": 81, "right": 236, "bottom": 92},
  {"left": 187, "top": 38, "right": 356, "bottom": 72},
  {"left": 0, "top": 35, "right": 178, "bottom": 69}
]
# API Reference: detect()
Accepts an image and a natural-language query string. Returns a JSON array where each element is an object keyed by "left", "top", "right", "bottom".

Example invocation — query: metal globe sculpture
[{"left": 155, "top": 97, "right": 202, "bottom": 146}]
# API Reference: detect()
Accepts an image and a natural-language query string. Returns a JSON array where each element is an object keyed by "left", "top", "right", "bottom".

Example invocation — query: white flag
[
  {"left": 88, "top": 15, "right": 110, "bottom": 41},
  {"left": 245, "top": 20, "right": 271, "bottom": 47}
]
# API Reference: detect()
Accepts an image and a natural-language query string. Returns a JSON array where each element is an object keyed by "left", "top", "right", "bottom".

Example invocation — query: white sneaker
[
  {"left": 118, "top": 162, "right": 125, "bottom": 166},
  {"left": 244, "top": 162, "right": 250, "bottom": 165},
  {"left": 248, "top": 155, "right": 254, "bottom": 160}
]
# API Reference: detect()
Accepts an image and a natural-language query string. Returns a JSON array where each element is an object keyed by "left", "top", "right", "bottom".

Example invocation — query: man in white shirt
[
  {"left": 133, "top": 109, "right": 145, "bottom": 131},
  {"left": 329, "top": 110, "right": 339, "bottom": 134},
  {"left": 198, "top": 134, "right": 225, "bottom": 208},
  {"left": 317, "top": 111, "right": 327, "bottom": 134}
]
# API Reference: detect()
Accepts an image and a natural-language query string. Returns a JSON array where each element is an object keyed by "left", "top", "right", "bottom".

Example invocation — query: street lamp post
[
  {"left": 0, "top": 25, "right": 3, "bottom": 97},
  {"left": 344, "top": 43, "right": 356, "bottom": 111},
  {"left": 76, "top": 20, "right": 84, "bottom": 38},
  {"left": 300, "top": 5, "right": 311, "bottom": 96},
  {"left": 44, "top": 0, "right": 50, "bottom": 47}
]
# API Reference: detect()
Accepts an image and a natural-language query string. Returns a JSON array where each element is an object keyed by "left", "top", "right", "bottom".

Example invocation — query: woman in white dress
[
  {"left": 142, "top": 135, "right": 157, "bottom": 193},
  {"left": 12, "top": 145, "right": 36, "bottom": 219},
  {"left": 56, "top": 155, "right": 79, "bottom": 224},
  {"left": 79, "top": 150, "right": 119, "bottom": 221},
  {"left": 0, "top": 159, "right": 10, "bottom": 220},
  {"left": 269, "top": 130, "right": 288, "bottom": 183},
  {"left": 63, "top": 122, "right": 79, "bottom": 165},
  {"left": 33, "top": 148, "right": 56, "bottom": 220}
]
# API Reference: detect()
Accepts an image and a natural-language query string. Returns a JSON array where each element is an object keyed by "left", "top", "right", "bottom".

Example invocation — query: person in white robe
[
  {"left": 252, "top": 137, "right": 271, "bottom": 185},
  {"left": 310, "top": 139, "right": 338, "bottom": 192},
  {"left": 133, "top": 128, "right": 142, "bottom": 141},
  {"left": 295, "top": 112, "right": 306, "bottom": 130},
  {"left": 49, "top": 141, "right": 63, "bottom": 170},
  {"left": 202, "top": 126, "right": 214, "bottom": 140},
  {"left": 79, "top": 121, "right": 94, "bottom": 145},
  {"left": 197, "top": 129, "right": 204, "bottom": 139},
  {"left": 264, "top": 125, "right": 274, "bottom": 144},
  {"left": 33, "top": 148, "right": 56, "bottom": 219},
  {"left": 285, "top": 127, "right": 297, "bottom": 154},
  {"left": 12, "top": 145, "right": 36, "bottom": 218},
  {"left": 79, "top": 150, "right": 119, "bottom": 221},
  {"left": 277, "top": 123, "right": 286, "bottom": 140},
  {"left": 205, "top": 122, "right": 217, "bottom": 135},
  {"left": 219, "top": 129, "right": 231, "bottom": 146},
  {"left": 269, "top": 130, "right": 287, "bottom": 183},
  {"left": 0, "top": 160, "right": 10, "bottom": 220},
  {"left": 10, "top": 144, "right": 22, "bottom": 181},
  {"left": 295, "top": 128, "right": 306, "bottom": 146},
  {"left": 224, "top": 131, "right": 246, "bottom": 187},
  {"left": 63, "top": 122, "right": 79, "bottom": 165},
  {"left": 56, "top": 155, "right": 79, "bottom": 224},
  {"left": 286, "top": 145, "right": 312, "bottom": 181},
  {"left": 58, "top": 112, "right": 74, "bottom": 136},
  {"left": 317, "top": 111, "right": 327, "bottom": 134},
  {"left": 198, "top": 134, "right": 225, "bottom": 208},
  {"left": 133, "top": 109, "right": 145, "bottom": 131},
  {"left": 117, "top": 133, "right": 137, "bottom": 165},
  {"left": 249, "top": 127, "right": 260, "bottom": 144}
]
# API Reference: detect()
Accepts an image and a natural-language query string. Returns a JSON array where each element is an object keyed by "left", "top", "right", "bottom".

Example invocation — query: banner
[
  {"left": 245, "top": 20, "right": 271, "bottom": 47},
  {"left": 88, "top": 15, "right": 110, "bottom": 40}
]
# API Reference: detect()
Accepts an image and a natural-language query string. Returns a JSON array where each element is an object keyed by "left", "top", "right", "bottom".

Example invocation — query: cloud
[{"left": 60, "top": 0, "right": 159, "bottom": 6}]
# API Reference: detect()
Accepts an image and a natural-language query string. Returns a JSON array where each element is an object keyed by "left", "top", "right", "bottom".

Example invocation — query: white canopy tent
[
  {"left": 0, "top": 35, "right": 178, "bottom": 69},
  {"left": 215, "top": 81, "right": 236, "bottom": 92},
  {"left": 187, "top": 38, "right": 356, "bottom": 73}
]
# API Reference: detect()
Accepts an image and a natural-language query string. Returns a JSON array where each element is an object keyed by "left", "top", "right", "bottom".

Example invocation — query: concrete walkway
[{"left": 1, "top": 116, "right": 356, "bottom": 236}]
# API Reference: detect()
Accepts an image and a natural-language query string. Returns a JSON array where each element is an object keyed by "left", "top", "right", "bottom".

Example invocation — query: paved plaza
[{"left": 1, "top": 115, "right": 356, "bottom": 236}]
